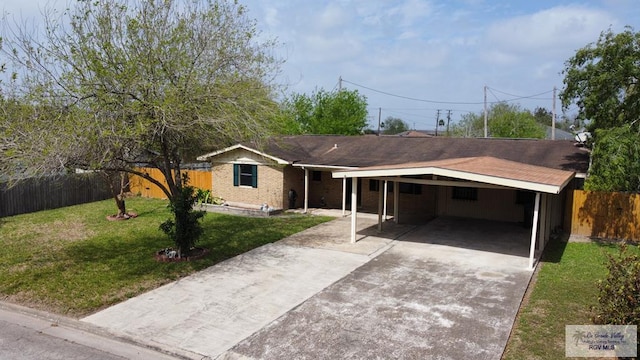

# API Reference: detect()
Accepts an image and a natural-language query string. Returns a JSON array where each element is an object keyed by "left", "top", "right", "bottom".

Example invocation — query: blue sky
[{"left": 3, "top": 0, "right": 639, "bottom": 130}]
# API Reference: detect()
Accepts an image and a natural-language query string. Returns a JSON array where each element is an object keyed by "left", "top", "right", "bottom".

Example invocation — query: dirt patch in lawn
[{"left": 14, "top": 219, "right": 95, "bottom": 247}]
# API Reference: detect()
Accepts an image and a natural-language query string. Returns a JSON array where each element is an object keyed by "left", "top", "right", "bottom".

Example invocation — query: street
[
  {"left": 1, "top": 319, "right": 125, "bottom": 360},
  {"left": 0, "top": 303, "right": 184, "bottom": 360}
]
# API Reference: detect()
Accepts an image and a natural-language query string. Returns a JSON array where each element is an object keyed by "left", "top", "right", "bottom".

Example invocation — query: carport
[{"left": 332, "top": 156, "right": 576, "bottom": 270}]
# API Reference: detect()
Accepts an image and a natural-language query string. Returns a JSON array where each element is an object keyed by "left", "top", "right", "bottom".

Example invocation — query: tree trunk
[{"left": 106, "top": 171, "right": 128, "bottom": 218}]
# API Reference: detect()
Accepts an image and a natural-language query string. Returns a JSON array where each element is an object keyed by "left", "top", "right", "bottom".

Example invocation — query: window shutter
[
  {"left": 233, "top": 164, "right": 239, "bottom": 186},
  {"left": 251, "top": 165, "right": 258, "bottom": 188}
]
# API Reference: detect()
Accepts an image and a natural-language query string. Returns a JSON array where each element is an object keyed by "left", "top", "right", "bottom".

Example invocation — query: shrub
[
  {"left": 159, "top": 186, "right": 205, "bottom": 257},
  {"left": 591, "top": 244, "right": 640, "bottom": 326},
  {"left": 195, "top": 188, "right": 212, "bottom": 204}
]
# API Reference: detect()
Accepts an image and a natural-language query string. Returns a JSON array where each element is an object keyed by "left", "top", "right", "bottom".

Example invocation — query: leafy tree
[
  {"left": 534, "top": 106, "right": 579, "bottom": 132},
  {"left": 0, "top": 0, "right": 281, "bottom": 256},
  {"left": 450, "top": 103, "right": 545, "bottom": 139},
  {"left": 450, "top": 112, "right": 483, "bottom": 137},
  {"left": 281, "top": 88, "right": 368, "bottom": 135},
  {"left": 490, "top": 103, "right": 545, "bottom": 139},
  {"left": 561, "top": 27, "right": 640, "bottom": 133},
  {"left": 533, "top": 107, "right": 552, "bottom": 126},
  {"left": 557, "top": 113, "right": 584, "bottom": 132},
  {"left": 561, "top": 27, "right": 640, "bottom": 192},
  {"left": 585, "top": 125, "right": 640, "bottom": 192},
  {"left": 0, "top": 35, "right": 4, "bottom": 85},
  {"left": 381, "top": 116, "right": 409, "bottom": 135}
]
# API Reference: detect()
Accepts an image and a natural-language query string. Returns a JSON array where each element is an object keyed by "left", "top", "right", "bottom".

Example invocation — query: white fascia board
[
  {"left": 196, "top": 144, "right": 289, "bottom": 165},
  {"left": 333, "top": 166, "right": 569, "bottom": 194},
  {"left": 432, "top": 168, "right": 563, "bottom": 194},
  {"left": 196, "top": 144, "right": 242, "bottom": 160},
  {"left": 292, "top": 163, "right": 357, "bottom": 171},
  {"left": 332, "top": 166, "right": 437, "bottom": 179}
]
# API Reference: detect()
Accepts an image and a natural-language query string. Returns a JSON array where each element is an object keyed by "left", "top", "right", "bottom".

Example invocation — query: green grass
[
  {"left": 0, "top": 197, "right": 332, "bottom": 317},
  {"left": 503, "top": 239, "right": 639, "bottom": 360}
]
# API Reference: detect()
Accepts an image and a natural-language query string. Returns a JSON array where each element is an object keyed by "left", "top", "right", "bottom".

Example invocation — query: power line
[
  {"left": 487, "top": 87, "right": 502, "bottom": 103},
  {"left": 377, "top": 107, "right": 479, "bottom": 113},
  {"left": 342, "top": 79, "right": 485, "bottom": 105},
  {"left": 487, "top": 86, "right": 554, "bottom": 100},
  {"left": 343, "top": 78, "right": 555, "bottom": 106}
]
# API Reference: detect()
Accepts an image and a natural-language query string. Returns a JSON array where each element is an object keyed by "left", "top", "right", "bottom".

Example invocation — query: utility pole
[
  {"left": 552, "top": 86, "right": 557, "bottom": 140},
  {"left": 446, "top": 110, "right": 451, "bottom": 136},
  {"left": 435, "top": 109, "right": 441, "bottom": 136},
  {"left": 338, "top": 76, "right": 342, "bottom": 92},
  {"left": 377, "top": 107, "right": 382, "bottom": 136},
  {"left": 483, "top": 85, "right": 488, "bottom": 138}
]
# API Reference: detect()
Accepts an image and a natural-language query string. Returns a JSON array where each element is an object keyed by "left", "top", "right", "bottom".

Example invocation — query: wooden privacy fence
[
  {"left": 0, "top": 173, "right": 113, "bottom": 217},
  {"left": 129, "top": 167, "right": 212, "bottom": 199},
  {"left": 569, "top": 190, "right": 640, "bottom": 241}
]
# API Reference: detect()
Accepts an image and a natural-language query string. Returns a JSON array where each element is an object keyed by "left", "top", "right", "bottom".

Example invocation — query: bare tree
[{"left": 1, "top": 0, "right": 283, "bottom": 255}]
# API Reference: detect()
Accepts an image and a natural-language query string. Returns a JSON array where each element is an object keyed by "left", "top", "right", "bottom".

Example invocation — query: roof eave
[{"left": 197, "top": 144, "right": 290, "bottom": 165}]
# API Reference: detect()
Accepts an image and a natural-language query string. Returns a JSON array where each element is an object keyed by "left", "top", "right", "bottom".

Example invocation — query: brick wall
[
  {"left": 283, "top": 166, "right": 305, "bottom": 209},
  {"left": 436, "top": 187, "right": 525, "bottom": 222},
  {"left": 306, "top": 173, "right": 438, "bottom": 221},
  {"left": 359, "top": 180, "right": 437, "bottom": 222},
  {"left": 308, "top": 171, "right": 345, "bottom": 208},
  {"left": 212, "top": 163, "right": 285, "bottom": 209}
]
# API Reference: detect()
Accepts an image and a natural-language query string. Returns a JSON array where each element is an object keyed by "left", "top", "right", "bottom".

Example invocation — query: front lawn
[
  {"left": 503, "top": 239, "right": 639, "bottom": 359},
  {"left": 0, "top": 197, "right": 332, "bottom": 317}
]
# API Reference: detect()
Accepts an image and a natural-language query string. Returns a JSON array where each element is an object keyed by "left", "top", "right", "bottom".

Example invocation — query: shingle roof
[
  {"left": 333, "top": 156, "right": 576, "bottom": 194},
  {"left": 262, "top": 135, "right": 589, "bottom": 173}
]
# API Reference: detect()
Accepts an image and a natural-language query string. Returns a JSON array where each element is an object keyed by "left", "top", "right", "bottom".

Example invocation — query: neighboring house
[
  {"left": 197, "top": 135, "right": 589, "bottom": 269},
  {"left": 396, "top": 130, "right": 433, "bottom": 137},
  {"left": 544, "top": 126, "right": 575, "bottom": 140}
]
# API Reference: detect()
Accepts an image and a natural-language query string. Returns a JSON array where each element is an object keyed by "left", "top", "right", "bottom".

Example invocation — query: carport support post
[
  {"left": 393, "top": 180, "right": 399, "bottom": 223},
  {"left": 538, "top": 194, "right": 548, "bottom": 252},
  {"left": 383, "top": 181, "right": 388, "bottom": 220},
  {"left": 351, "top": 177, "right": 358, "bottom": 243},
  {"left": 304, "top": 168, "right": 309, "bottom": 213},
  {"left": 377, "top": 181, "right": 384, "bottom": 232},
  {"left": 528, "top": 192, "right": 541, "bottom": 270},
  {"left": 342, "top": 177, "right": 347, "bottom": 217}
]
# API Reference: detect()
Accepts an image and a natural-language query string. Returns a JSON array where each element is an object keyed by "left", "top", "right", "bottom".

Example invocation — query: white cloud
[
  {"left": 533, "top": 61, "right": 558, "bottom": 79},
  {"left": 485, "top": 5, "right": 618, "bottom": 59},
  {"left": 397, "top": 30, "right": 419, "bottom": 40},
  {"left": 314, "top": 2, "right": 351, "bottom": 31},
  {"left": 387, "top": 0, "right": 434, "bottom": 28},
  {"left": 300, "top": 33, "right": 364, "bottom": 63},
  {"left": 6, "top": 0, "right": 639, "bottom": 128},
  {"left": 368, "top": 42, "right": 450, "bottom": 70},
  {"left": 480, "top": 50, "right": 519, "bottom": 66},
  {"left": 263, "top": 6, "right": 279, "bottom": 28}
]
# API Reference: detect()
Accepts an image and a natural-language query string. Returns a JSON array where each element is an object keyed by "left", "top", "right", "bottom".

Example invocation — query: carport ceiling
[{"left": 332, "top": 156, "right": 575, "bottom": 194}]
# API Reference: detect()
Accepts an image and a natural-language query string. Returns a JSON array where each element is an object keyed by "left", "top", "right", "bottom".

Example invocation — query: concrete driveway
[{"left": 83, "top": 216, "right": 533, "bottom": 360}]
